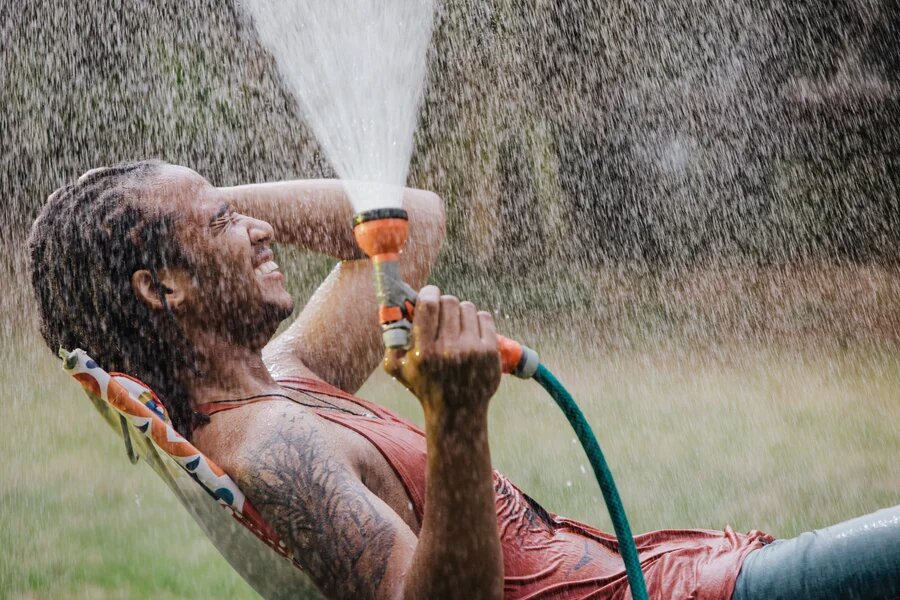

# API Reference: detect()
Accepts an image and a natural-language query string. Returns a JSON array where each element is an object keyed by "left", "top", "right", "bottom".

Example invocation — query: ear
[{"left": 131, "top": 268, "right": 191, "bottom": 311}]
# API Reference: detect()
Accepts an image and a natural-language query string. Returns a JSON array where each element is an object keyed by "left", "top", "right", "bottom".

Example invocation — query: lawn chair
[{"left": 61, "top": 348, "right": 324, "bottom": 600}]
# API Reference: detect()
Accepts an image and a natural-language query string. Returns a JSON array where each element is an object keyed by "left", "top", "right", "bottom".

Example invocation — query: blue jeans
[{"left": 732, "top": 505, "right": 900, "bottom": 600}]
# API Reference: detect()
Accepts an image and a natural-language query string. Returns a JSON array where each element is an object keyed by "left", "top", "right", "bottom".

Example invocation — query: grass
[{"left": 1, "top": 331, "right": 898, "bottom": 599}]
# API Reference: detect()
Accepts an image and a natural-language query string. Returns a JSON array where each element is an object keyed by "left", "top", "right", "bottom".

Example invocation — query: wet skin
[
  {"left": 135, "top": 165, "right": 429, "bottom": 531},
  {"left": 132, "top": 165, "right": 504, "bottom": 598}
]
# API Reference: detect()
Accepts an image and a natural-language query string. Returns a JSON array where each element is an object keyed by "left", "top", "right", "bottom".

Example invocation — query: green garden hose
[
  {"left": 533, "top": 363, "right": 649, "bottom": 600},
  {"left": 351, "top": 208, "right": 649, "bottom": 598}
]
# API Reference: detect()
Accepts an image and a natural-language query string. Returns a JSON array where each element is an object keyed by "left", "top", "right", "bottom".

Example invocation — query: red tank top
[{"left": 200, "top": 376, "right": 772, "bottom": 599}]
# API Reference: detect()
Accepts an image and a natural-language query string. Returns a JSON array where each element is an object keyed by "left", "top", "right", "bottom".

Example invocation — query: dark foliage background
[{"left": 3, "top": 0, "right": 899, "bottom": 332}]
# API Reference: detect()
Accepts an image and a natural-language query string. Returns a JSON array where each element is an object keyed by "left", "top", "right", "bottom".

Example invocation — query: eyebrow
[{"left": 209, "top": 202, "right": 230, "bottom": 223}]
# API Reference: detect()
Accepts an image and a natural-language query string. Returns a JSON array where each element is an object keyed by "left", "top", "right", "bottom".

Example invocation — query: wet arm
[
  {"left": 218, "top": 179, "right": 443, "bottom": 263},
  {"left": 235, "top": 413, "right": 502, "bottom": 599},
  {"left": 218, "top": 180, "right": 445, "bottom": 392}
]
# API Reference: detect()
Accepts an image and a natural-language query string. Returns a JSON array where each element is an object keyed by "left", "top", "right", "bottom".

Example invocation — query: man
[{"left": 29, "top": 161, "right": 899, "bottom": 599}]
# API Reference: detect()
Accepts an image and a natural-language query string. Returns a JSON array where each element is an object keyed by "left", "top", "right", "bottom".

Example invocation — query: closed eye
[{"left": 210, "top": 210, "right": 236, "bottom": 233}]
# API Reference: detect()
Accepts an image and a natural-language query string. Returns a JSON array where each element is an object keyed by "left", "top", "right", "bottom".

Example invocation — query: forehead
[{"left": 143, "top": 165, "right": 216, "bottom": 220}]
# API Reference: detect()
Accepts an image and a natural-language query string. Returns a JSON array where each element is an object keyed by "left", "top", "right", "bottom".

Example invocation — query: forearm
[
  {"left": 403, "top": 406, "right": 503, "bottom": 599},
  {"left": 218, "top": 180, "right": 444, "bottom": 268}
]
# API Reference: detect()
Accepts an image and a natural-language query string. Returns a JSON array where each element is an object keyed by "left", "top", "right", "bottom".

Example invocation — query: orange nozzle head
[
  {"left": 497, "top": 335, "right": 524, "bottom": 374},
  {"left": 353, "top": 208, "right": 409, "bottom": 261}
]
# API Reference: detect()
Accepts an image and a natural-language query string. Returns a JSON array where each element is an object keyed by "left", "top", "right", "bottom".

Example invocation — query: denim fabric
[{"left": 732, "top": 505, "right": 900, "bottom": 600}]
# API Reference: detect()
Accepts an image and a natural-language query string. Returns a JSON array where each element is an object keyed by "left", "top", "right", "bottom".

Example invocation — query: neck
[{"left": 183, "top": 328, "right": 279, "bottom": 406}]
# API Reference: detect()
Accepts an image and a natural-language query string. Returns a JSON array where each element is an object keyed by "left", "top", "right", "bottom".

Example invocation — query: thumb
[{"left": 383, "top": 347, "right": 406, "bottom": 378}]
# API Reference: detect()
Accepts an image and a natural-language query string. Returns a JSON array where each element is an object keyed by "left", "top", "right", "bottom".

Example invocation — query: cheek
[
  {"left": 194, "top": 234, "right": 250, "bottom": 276},
  {"left": 223, "top": 230, "right": 253, "bottom": 266},
  {"left": 184, "top": 257, "right": 245, "bottom": 310}
]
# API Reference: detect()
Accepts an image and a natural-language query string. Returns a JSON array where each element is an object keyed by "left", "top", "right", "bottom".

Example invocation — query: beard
[{"left": 188, "top": 262, "right": 295, "bottom": 351}]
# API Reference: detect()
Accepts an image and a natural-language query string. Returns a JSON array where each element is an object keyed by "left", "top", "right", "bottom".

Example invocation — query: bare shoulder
[
  {"left": 262, "top": 340, "right": 322, "bottom": 381},
  {"left": 227, "top": 401, "right": 346, "bottom": 485},
  {"left": 229, "top": 404, "right": 414, "bottom": 599}
]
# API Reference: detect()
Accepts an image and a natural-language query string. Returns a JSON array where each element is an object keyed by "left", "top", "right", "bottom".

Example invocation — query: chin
[
  {"left": 264, "top": 295, "right": 295, "bottom": 323},
  {"left": 264, "top": 281, "right": 294, "bottom": 314}
]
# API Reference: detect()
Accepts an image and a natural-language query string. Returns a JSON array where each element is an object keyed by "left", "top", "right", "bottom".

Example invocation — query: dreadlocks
[{"left": 28, "top": 160, "right": 206, "bottom": 438}]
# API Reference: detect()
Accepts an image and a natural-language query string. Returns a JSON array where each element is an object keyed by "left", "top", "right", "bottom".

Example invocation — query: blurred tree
[{"left": 3, "top": 0, "right": 899, "bottom": 324}]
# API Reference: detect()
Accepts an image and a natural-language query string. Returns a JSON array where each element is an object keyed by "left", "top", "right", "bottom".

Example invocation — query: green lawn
[{"left": 2, "top": 335, "right": 898, "bottom": 599}]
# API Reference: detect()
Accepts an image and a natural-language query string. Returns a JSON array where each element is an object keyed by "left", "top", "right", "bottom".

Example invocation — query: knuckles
[
  {"left": 439, "top": 294, "right": 460, "bottom": 309},
  {"left": 388, "top": 291, "right": 502, "bottom": 404},
  {"left": 415, "top": 345, "right": 499, "bottom": 371},
  {"left": 417, "top": 297, "right": 439, "bottom": 314}
]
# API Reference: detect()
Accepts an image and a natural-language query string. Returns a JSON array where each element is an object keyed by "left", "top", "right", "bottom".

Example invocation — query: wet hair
[{"left": 28, "top": 160, "right": 207, "bottom": 438}]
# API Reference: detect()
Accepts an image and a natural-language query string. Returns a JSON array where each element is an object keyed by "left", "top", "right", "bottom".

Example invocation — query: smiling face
[{"left": 140, "top": 164, "right": 294, "bottom": 349}]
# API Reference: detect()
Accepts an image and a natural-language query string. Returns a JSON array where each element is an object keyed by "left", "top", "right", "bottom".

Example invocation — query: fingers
[
  {"left": 459, "top": 301, "right": 479, "bottom": 339},
  {"left": 413, "top": 286, "right": 494, "bottom": 358},
  {"left": 439, "top": 294, "right": 461, "bottom": 341},
  {"left": 478, "top": 310, "right": 497, "bottom": 346},
  {"left": 413, "top": 285, "right": 440, "bottom": 343}
]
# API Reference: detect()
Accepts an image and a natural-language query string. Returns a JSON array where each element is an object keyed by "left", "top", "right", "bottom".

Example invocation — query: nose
[{"left": 248, "top": 216, "right": 275, "bottom": 245}]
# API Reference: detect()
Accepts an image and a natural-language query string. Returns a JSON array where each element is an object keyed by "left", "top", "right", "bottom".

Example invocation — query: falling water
[
  {"left": 3, "top": 2, "right": 900, "bottom": 597},
  {"left": 240, "top": 0, "right": 435, "bottom": 212}
]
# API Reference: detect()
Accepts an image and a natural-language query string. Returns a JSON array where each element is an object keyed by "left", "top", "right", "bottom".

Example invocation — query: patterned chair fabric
[{"left": 61, "top": 348, "right": 324, "bottom": 600}]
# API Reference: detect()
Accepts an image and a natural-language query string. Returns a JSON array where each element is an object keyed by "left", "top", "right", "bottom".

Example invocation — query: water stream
[
  {"left": 2, "top": 2, "right": 899, "bottom": 597},
  {"left": 240, "top": 0, "right": 435, "bottom": 212}
]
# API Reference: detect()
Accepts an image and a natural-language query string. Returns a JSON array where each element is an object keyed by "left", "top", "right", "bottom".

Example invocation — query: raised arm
[
  {"left": 233, "top": 287, "right": 504, "bottom": 599},
  {"left": 218, "top": 180, "right": 445, "bottom": 391}
]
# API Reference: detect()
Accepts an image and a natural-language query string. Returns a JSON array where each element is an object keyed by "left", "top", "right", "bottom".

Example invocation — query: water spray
[{"left": 352, "top": 207, "right": 649, "bottom": 600}]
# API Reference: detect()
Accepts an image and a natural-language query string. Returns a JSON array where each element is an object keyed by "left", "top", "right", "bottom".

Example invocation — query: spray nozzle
[
  {"left": 352, "top": 207, "right": 539, "bottom": 378},
  {"left": 352, "top": 208, "right": 410, "bottom": 257},
  {"left": 353, "top": 208, "right": 418, "bottom": 349}
]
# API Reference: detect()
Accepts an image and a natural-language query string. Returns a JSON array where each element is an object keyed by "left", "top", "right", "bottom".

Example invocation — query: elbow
[
  {"left": 426, "top": 191, "right": 447, "bottom": 249},
  {"left": 409, "top": 189, "right": 445, "bottom": 227},
  {"left": 405, "top": 188, "right": 446, "bottom": 251},
  {"left": 400, "top": 189, "right": 446, "bottom": 285}
]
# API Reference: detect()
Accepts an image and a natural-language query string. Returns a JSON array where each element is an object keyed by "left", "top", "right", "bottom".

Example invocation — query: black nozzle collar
[{"left": 353, "top": 207, "right": 409, "bottom": 226}]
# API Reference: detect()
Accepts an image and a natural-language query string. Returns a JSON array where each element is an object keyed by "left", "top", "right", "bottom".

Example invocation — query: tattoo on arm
[{"left": 236, "top": 417, "right": 398, "bottom": 599}]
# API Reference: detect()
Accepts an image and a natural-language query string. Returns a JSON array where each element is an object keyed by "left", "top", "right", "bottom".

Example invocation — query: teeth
[{"left": 255, "top": 260, "right": 279, "bottom": 276}]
